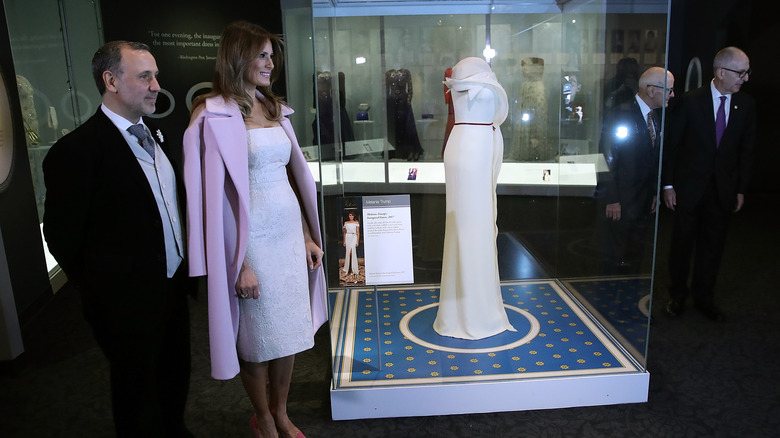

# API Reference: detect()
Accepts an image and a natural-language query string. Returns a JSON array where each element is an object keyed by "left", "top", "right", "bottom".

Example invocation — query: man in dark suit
[
  {"left": 662, "top": 46, "right": 755, "bottom": 322},
  {"left": 597, "top": 67, "right": 675, "bottom": 273},
  {"left": 43, "top": 41, "right": 194, "bottom": 436}
]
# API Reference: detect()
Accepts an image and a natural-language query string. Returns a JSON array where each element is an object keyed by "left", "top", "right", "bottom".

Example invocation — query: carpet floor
[{"left": 1, "top": 195, "right": 778, "bottom": 437}]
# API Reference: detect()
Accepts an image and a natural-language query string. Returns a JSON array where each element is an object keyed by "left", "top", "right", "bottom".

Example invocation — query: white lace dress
[{"left": 236, "top": 127, "right": 313, "bottom": 363}]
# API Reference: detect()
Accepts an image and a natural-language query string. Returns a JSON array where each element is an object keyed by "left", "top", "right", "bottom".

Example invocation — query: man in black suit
[
  {"left": 662, "top": 46, "right": 755, "bottom": 322},
  {"left": 598, "top": 67, "right": 675, "bottom": 273},
  {"left": 43, "top": 41, "right": 194, "bottom": 436}
]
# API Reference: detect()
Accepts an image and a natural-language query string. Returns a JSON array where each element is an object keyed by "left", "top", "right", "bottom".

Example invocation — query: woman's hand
[
  {"left": 305, "top": 237, "right": 324, "bottom": 270},
  {"left": 235, "top": 260, "right": 260, "bottom": 299}
]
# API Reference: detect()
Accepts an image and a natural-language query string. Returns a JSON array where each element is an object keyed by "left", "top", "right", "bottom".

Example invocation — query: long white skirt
[{"left": 434, "top": 123, "right": 515, "bottom": 340}]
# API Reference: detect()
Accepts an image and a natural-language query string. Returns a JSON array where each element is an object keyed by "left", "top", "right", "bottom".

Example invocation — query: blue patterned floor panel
[
  {"left": 330, "top": 281, "right": 640, "bottom": 389},
  {"left": 563, "top": 277, "right": 651, "bottom": 358}
]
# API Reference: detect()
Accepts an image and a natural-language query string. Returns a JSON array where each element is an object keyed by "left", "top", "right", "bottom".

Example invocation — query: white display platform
[
  {"left": 331, "top": 371, "right": 649, "bottom": 420},
  {"left": 329, "top": 281, "right": 649, "bottom": 420}
]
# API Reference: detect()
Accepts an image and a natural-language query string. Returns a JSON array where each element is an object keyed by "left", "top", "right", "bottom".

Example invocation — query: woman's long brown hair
[{"left": 192, "top": 21, "right": 285, "bottom": 120}]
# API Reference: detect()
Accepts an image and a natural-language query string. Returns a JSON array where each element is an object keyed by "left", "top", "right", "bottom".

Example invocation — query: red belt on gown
[{"left": 454, "top": 122, "right": 495, "bottom": 131}]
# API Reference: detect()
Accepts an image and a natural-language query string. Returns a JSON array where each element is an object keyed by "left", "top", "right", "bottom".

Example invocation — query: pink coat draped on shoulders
[{"left": 183, "top": 91, "right": 328, "bottom": 380}]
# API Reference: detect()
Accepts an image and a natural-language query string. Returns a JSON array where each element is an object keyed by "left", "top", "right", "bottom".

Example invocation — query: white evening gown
[
  {"left": 236, "top": 127, "right": 314, "bottom": 362},
  {"left": 343, "top": 222, "right": 359, "bottom": 275},
  {"left": 433, "top": 86, "right": 516, "bottom": 340}
]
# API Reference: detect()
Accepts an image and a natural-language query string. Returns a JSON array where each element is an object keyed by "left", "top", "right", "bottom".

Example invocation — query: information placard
[{"left": 362, "top": 195, "right": 414, "bottom": 285}]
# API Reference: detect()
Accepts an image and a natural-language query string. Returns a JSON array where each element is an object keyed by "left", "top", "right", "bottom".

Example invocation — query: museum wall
[{"left": 99, "top": 0, "right": 286, "bottom": 167}]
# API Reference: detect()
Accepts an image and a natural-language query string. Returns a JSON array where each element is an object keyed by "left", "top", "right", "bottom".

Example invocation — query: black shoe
[
  {"left": 694, "top": 304, "right": 726, "bottom": 322},
  {"left": 665, "top": 298, "right": 684, "bottom": 317}
]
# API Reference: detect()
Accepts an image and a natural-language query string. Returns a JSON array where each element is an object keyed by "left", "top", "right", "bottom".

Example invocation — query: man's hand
[
  {"left": 663, "top": 187, "right": 677, "bottom": 211},
  {"left": 734, "top": 193, "right": 744, "bottom": 212},
  {"left": 606, "top": 203, "right": 621, "bottom": 221}
]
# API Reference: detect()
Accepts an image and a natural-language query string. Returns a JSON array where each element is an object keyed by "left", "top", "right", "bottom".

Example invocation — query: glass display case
[
  {"left": 4, "top": 0, "right": 103, "bottom": 277},
  {"left": 291, "top": 0, "right": 672, "bottom": 420}
]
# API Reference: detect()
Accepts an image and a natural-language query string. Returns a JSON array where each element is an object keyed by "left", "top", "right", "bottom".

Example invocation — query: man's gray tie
[
  {"left": 127, "top": 124, "right": 156, "bottom": 159},
  {"left": 647, "top": 110, "right": 656, "bottom": 146}
]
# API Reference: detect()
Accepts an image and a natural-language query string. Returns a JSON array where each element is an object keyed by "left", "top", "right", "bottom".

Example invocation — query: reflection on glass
[
  {"left": 5, "top": 0, "right": 102, "bottom": 275},
  {"left": 511, "top": 57, "right": 549, "bottom": 161}
]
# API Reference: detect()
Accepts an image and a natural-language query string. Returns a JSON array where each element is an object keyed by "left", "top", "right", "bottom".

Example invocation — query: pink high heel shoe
[{"left": 249, "top": 414, "right": 260, "bottom": 438}]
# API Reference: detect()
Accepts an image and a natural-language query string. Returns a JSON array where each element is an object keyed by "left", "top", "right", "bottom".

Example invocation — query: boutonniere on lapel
[{"left": 155, "top": 129, "right": 164, "bottom": 143}]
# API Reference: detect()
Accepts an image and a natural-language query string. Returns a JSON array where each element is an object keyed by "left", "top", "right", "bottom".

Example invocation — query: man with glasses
[
  {"left": 662, "top": 46, "right": 755, "bottom": 322},
  {"left": 597, "top": 66, "right": 674, "bottom": 274}
]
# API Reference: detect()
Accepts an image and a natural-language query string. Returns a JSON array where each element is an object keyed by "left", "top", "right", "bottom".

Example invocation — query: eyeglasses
[
  {"left": 720, "top": 67, "right": 752, "bottom": 78},
  {"left": 647, "top": 84, "right": 674, "bottom": 94}
]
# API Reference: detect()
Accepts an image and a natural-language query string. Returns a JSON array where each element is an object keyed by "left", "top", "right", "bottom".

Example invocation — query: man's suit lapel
[
  {"left": 720, "top": 93, "right": 746, "bottom": 149},
  {"left": 629, "top": 99, "right": 654, "bottom": 149},
  {"left": 143, "top": 119, "right": 169, "bottom": 159},
  {"left": 692, "top": 86, "right": 718, "bottom": 148},
  {"left": 93, "top": 110, "right": 159, "bottom": 207}
]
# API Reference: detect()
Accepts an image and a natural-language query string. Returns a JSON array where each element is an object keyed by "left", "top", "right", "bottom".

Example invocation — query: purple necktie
[{"left": 715, "top": 96, "right": 727, "bottom": 147}]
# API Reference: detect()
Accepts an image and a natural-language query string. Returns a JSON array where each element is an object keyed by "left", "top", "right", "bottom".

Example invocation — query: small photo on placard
[{"left": 338, "top": 197, "right": 365, "bottom": 287}]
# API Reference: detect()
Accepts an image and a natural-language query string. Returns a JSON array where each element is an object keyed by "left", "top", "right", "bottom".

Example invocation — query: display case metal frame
[{"left": 284, "top": 0, "right": 671, "bottom": 419}]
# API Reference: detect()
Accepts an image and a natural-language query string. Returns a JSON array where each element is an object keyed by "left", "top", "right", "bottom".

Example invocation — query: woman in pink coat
[{"left": 183, "top": 22, "right": 326, "bottom": 438}]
